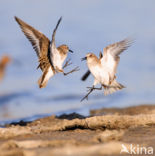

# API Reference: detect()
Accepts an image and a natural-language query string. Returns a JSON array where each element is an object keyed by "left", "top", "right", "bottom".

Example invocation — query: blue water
[{"left": 0, "top": 0, "right": 155, "bottom": 123}]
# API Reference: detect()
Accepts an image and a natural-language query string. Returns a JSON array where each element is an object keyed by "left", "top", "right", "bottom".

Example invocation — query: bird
[
  {"left": 0, "top": 55, "right": 11, "bottom": 82},
  {"left": 81, "top": 38, "right": 133, "bottom": 101},
  {"left": 15, "top": 16, "right": 79, "bottom": 88},
  {"left": 81, "top": 52, "right": 103, "bottom": 81}
]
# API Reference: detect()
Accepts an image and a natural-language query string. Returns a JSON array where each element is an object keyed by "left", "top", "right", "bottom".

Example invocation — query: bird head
[
  {"left": 58, "top": 45, "right": 73, "bottom": 54},
  {"left": 81, "top": 53, "right": 96, "bottom": 61}
]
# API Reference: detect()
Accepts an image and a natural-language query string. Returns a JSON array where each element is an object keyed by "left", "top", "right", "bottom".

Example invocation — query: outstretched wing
[
  {"left": 103, "top": 38, "right": 132, "bottom": 57},
  {"left": 101, "top": 38, "right": 133, "bottom": 78},
  {"left": 81, "top": 70, "right": 91, "bottom": 81},
  {"left": 51, "top": 17, "right": 62, "bottom": 49},
  {"left": 49, "top": 17, "right": 62, "bottom": 68},
  {"left": 15, "top": 16, "right": 50, "bottom": 59}
]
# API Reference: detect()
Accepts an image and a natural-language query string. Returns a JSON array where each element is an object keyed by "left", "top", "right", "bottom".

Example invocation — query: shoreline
[{"left": 0, "top": 104, "right": 155, "bottom": 156}]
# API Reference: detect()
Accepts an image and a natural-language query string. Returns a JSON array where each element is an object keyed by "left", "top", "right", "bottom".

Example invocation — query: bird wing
[
  {"left": 103, "top": 38, "right": 132, "bottom": 57},
  {"left": 49, "top": 17, "right": 62, "bottom": 68},
  {"left": 15, "top": 16, "right": 50, "bottom": 59},
  {"left": 101, "top": 38, "right": 132, "bottom": 79},
  {"left": 15, "top": 16, "right": 51, "bottom": 71},
  {"left": 81, "top": 70, "right": 91, "bottom": 81}
]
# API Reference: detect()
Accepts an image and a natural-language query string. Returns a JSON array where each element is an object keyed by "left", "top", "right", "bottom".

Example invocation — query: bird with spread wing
[
  {"left": 15, "top": 16, "right": 79, "bottom": 88},
  {"left": 81, "top": 38, "right": 133, "bottom": 101}
]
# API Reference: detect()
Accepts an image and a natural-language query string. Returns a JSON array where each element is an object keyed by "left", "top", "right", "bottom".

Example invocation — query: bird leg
[
  {"left": 87, "top": 86, "right": 102, "bottom": 91},
  {"left": 63, "top": 59, "right": 72, "bottom": 69},
  {"left": 81, "top": 85, "right": 102, "bottom": 102},
  {"left": 56, "top": 66, "right": 79, "bottom": 75},
  {"left": 63, "top": 59, "right": 80, "bottom": 75},
  {"left": 81, "top": 87, "right": 94, "bottom": 102},
  {"left": 63, "top": 66, "right": 80, "bottom": 76}
]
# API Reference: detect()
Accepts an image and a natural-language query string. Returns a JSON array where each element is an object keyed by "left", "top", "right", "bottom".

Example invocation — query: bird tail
[
  {"left": 38, "top": 67, "right": 54, "bottom": 88},
  {"left": 38, "top": 75, "right": 48, "bottom": 88},
  {"left": 104, "top": 80, "right": 125, "bottom": 96}
]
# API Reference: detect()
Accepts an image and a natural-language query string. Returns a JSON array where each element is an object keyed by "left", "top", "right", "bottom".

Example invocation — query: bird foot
[
  {"left": 86, "top": 86, "right": 102, "bottom": 91},
  {"left": 63, "top": 59, "right": 72, "bottom": 69},
  {"left": 64, "top": 66, "right": 80, "bottom": 75},
  {"left": 81, "top": 86, "right": 98, "bottom": 102}
]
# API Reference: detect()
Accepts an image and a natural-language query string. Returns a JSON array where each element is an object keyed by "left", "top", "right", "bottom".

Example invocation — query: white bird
[
  {"left": 81, "top": 38, "right": 132, "bottom": 101},
  {"left": 15, "top": 16, "right": 79, "bottom": 88}
]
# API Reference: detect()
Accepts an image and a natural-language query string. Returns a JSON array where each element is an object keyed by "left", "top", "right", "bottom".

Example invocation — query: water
[{"left": 0, "top": 0, "right": 155, "bottom": 124}]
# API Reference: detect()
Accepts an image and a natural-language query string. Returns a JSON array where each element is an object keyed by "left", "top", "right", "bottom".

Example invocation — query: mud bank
[{"left": 0, "top": 105, "right": 155, "bottom": 156}]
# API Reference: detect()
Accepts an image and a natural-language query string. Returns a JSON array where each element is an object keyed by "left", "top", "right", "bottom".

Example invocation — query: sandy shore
[{"left": 0, "top": 104, "right": 155, "bottom": 156}]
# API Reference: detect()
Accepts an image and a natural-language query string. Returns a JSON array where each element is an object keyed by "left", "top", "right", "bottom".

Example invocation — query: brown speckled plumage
[
  {"left": 15, "top": 16, "right": 52, "bottom": 73},
  {"left": 15, "top": 16, "right": 77, "bottom": 88}
]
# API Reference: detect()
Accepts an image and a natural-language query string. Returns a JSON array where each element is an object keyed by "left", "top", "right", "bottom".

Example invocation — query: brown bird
[
  {"left": 81, "top": 38, "right": 133, "bottom": 101},
  {"left": 0, "top": 56, "right": 11, "bottom": 82},
  {"left": 15, "top": 16, "right": 79, "bottom": 88}
]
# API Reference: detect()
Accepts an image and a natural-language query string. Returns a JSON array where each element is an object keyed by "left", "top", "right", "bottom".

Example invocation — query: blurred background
[{"left": 0, "top": 0, "right": 155, "bottom": 124}]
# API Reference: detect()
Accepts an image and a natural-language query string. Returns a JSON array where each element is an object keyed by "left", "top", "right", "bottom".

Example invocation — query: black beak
[
  {"left": 81, "top": 57, "right": 87, "bottom": 61},
  {"left": 69, "top": 49, "right": 73, "bottom": 53}
]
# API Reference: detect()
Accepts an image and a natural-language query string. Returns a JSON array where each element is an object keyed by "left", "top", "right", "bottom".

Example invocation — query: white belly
[
  {"left": 53, "top": 53, "right": 67, "bottom": 70},
  {"left": 89, "top": 64, "right": 110, "bottom": 85}
]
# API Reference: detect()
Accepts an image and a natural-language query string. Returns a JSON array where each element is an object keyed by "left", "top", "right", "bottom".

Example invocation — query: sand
[{"left": 0, "top": 104, "right": 155, "bottom": 156}]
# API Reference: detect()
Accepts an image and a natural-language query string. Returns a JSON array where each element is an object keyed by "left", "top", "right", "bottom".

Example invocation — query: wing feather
[
  {"left": 49, "top": 17, "right": 62, "bottom": 68},
  {"left": 101, "top": 38, "right": 133, "bottom": 79},
  {"left": 81, "top": 70, "right": 91, "bottom": 81},
  {"left": 103, "top": 38, "right": 133, "bottom": 57},
  {"left": 51, "top": 17, "right": 62, "bottom": 49},
  {"left": 15, "top": 16, "right": 50, "bottom": 58}
]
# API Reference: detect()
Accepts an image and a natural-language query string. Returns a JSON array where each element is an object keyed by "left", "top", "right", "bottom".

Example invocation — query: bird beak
[
  {"left": 69, "top": 49, "right": 73, "bottom": 53},
  {"left": 81, "top": 57, "right": 87, "bottom": 61}
]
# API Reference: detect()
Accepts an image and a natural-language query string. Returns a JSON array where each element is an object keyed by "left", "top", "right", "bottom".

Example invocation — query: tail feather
[
  {"left": 38, "top": 67, "right": 54, "bottom": 88},
  {"left": 38, "top": 75, "right": 48, "bottom": 88},
  {"left": 104, "top": 80, "right": 125, "bottom": 96}
]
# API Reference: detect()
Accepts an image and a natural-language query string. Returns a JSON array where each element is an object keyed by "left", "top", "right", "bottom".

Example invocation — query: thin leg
[
  {"left": 63, "top": 59, "right": 72, "bottom": 69},
  {"left": 87, "top": 86, "right": 102, "bottom": 91},
  {"left": 56, "top": 65, "right": 79, "bottom": 75},
  {"left": 63, "top": 66, "right": 80, "bottom": 75},
  {"left": 81, "top": 85, "right": 102, "bottom": 102},
  {"left": 81, "top": 86, "right": 95, "bottom": 102}
]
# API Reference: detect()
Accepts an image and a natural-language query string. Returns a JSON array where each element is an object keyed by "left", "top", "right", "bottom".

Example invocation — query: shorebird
[
  {"left": 0, "top": 56, "right": 11, "bottom": 82},
  {"left": 81, "top": 52, "right": 103, "bottom": 81},
  {"left": 15, "top": 16, "right": 79, "bottom": 88},
  {"left": 81, "top": 38, "right": 132, "bottom": 101}
]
